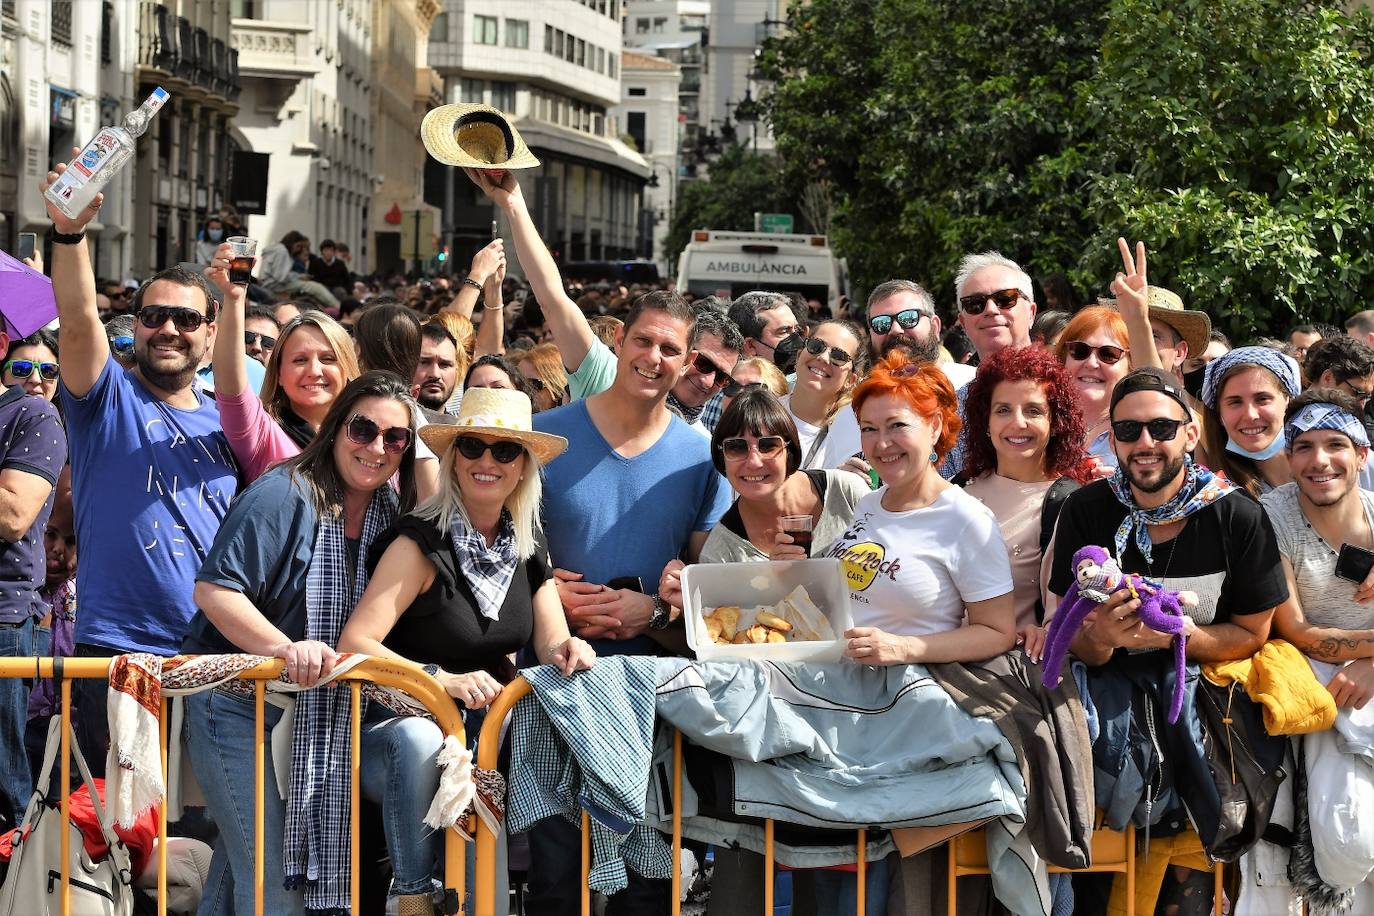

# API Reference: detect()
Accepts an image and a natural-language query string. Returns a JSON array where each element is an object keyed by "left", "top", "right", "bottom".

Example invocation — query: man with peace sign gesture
[{"left": 1109, "top": 237, "right": 1213, "bottom": 385}]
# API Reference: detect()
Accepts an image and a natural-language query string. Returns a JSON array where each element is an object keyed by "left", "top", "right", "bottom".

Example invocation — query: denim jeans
[
  {"left": 359, "top": 707, "right": 444, "bottom": 897},
  {"left": 525, "top": 814, "right": 671, "bottom": 916},
  {"left": 812, "top": 857, "right": 892, "bottom": 916},
  {"left": 186, "top": 689, "right": 304, "bottom": 916},
  {"left": 0, "top": 617, "right": 34, "bottom": 826}
]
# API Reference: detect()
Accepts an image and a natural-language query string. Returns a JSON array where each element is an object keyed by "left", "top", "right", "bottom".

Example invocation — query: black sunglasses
[
  {"left": 957, "top": 288, "right": 1024, "bottom": 316},
  {"left": 1111, "top": 417, "right": 1186, "bottom": 443},
  {"left": 344, "top": 414, "right": 414, "bottom": 454},
  {"left": 245, "top": 331, "right": 277, "bottom": 350},
  {"left": 136, "top": 305, "right": 212, "bottom": 332},
  {"left": 1065, "top": 341, "right": 1128, "bottom": 365},
  {"left": 723, "top": 380, "right": 765, "bottom": 398},
  {"left": 719, "top": 436, "right": 787, "bottom": 461},
  {"left": 455, "top": 435, "right": 524, "bottom": 464},
  {"left": 691, "top": 352, "right": 734, "bottom": 388},
  {"left": 803, "top": 337, "right": 854, "bottom": 366},
  {"left": 868, "top": 308, "right": 928, "bottom": 336},
  {"left": 4, "top": 359, "right": 58, "bottom": 381}
]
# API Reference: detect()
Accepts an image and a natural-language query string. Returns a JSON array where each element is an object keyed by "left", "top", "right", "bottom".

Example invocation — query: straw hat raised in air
[
  {"left": 420, "top": 103, "right": 541, "bottom": 170},
  {"left": 419, "top": 387, "right": 566, "bottom": 465}
]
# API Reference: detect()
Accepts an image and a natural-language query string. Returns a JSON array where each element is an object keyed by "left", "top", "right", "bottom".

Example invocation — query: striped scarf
[{"left": 283, "top": 486, "right": 397, "bottom": 914}]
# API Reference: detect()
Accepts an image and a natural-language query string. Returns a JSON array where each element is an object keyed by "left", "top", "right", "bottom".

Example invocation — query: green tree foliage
[
  {"left": 1064, "top": 0, "right": 1374, "bottom": 338},
  {"left": 759, "top": 0, "right": 1106, "bottom": 313},
  {"left": 760, "top": 0, "right": 1374, "bottom": 339},
  {"left": 663, "top": 145, "right": 796, "bottom": 266}
]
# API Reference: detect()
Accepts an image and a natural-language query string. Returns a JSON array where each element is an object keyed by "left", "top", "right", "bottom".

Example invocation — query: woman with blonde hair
[
  {"left": 518, "top": 342, "right": 568, "bottom": 412},
  {"left": 1055, "top": 305, "right": 1132, "bottom": 472},
  {"left": 208, "top": 243, "right": 360, "bottom": 482}
]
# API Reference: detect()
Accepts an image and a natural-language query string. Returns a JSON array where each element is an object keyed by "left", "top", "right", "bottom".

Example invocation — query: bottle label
[{"left": 47, "top": 129, "right": 121, "bottom": 201}]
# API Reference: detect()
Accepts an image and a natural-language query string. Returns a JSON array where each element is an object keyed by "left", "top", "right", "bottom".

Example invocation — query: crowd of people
[{"left": 3, "top": 142, "right": 1374, "bottom": 916}]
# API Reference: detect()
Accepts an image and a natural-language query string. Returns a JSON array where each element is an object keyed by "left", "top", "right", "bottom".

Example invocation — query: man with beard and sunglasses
[
  {"left": 1047, "top": 368, "right": 1287, "bottom": 916},
  {"left": 865, "top": 278, "right": 975, "bottom": 387},
  {"left": 39, "top": 165, "right": 240, "bottom": 774}
]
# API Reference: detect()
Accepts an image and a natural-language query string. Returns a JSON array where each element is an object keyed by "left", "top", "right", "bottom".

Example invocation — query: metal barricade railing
[
  {"left": 472, "top": 678, "right": 871, "bottom": 916},
  {"left": 0, "top": 656, "right": 467, "bottom": 916}
]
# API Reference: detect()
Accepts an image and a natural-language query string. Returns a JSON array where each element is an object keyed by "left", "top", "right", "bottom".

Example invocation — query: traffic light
[{"left": 437, "top": 245, "right": 450, "bottom": 263}]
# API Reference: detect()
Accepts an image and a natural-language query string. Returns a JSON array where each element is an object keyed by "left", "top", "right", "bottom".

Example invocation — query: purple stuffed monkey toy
[{"left": 1041, "top": 545, "right": 1198, "bottom": 722}]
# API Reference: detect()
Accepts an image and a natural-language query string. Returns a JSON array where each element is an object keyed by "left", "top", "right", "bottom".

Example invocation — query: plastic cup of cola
[
  {"left": 780, "top": 515, "right": 815, "bottom": 555},
  {"left": 226, "top": 236, "right": 258, "bottom": 286}
]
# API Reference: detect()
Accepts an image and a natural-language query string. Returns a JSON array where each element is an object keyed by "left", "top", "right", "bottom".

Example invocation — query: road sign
[
  {"left": 399, "top": 209, "right": 437, "bottom": 260},
  {"left": 756, "top": 212, "right": 794, "bottom": 234}
]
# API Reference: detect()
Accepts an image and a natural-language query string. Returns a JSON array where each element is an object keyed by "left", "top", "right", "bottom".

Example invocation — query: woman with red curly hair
[{"left": 960, "top": 347, "right": 1095, "bottom": 653}]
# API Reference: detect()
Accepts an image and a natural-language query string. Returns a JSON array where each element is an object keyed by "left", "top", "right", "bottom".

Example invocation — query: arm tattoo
[{"left": 1310, "top": 634, "right": 1374, "bottom": 659}]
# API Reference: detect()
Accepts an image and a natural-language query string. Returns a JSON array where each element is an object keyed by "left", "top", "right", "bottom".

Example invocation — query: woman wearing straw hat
[{"left": 340, "top": 386, "right": 594, "bottom": 916}]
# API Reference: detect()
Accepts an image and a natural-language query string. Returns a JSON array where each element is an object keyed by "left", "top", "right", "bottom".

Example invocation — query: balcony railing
[
  {"left": 137, "top": 2, "right": 178, "bottom": 74},
  {"left": 230, "top": 18, "right": 319, "bottom": 80},
  {"left": 194, "top": 27, "right": 213, "bottom": 88}
]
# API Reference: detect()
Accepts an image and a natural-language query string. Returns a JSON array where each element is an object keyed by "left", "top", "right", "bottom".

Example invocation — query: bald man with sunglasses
[{"left": 39, "top": 160, "right": 240, "bottom": 775}]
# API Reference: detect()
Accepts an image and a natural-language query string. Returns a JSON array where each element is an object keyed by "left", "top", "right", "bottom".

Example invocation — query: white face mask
[{"left": 206, "top": 229, "right": 223, "bottom": 242}]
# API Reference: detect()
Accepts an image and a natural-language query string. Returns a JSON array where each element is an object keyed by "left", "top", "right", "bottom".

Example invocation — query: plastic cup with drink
[
  {"left": 227, "top": 237, "right": 257, "bottom": 286},
  {"left": 780, "top": 515, "right": 815, "bottom": 556}
]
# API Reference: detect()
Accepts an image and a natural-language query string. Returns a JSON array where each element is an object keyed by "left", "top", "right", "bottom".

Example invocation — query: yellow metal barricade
[
  {"left": 472, "top": 677, "right": 871, "bottom": 916},
  {"left": 0, "top": 656, "right": 466, "bottom": 916}
]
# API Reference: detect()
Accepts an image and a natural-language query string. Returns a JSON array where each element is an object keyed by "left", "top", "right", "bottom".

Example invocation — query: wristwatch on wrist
[
  {"left": 461, "top": 276, "right": 484, "bottom": 291},
  {"left": 649, "top": 594, "right": 672, "bottom": 630},
  {"left": 49, "top": 228, "right": 86, "bottom": 245},
  {"left": 421, "top": 663, "right": 441, "bottom": 678}
]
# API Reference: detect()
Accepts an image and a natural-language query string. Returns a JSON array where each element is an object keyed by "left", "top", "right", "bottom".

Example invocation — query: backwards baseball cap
[{"left": 1110, "top": 367, "right": 1193, "bottom": 420}]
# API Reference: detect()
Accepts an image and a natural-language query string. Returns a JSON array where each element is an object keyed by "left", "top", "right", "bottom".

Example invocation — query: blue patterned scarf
[
  {"left": 451, "top": 509, "right": 519, "bottom": 621},
  {"left": 284, "top": 485, "right": 398, "bottom": 914},
  {"left": 1107, "top": 456, "right": 1236, "bottom": 565}
]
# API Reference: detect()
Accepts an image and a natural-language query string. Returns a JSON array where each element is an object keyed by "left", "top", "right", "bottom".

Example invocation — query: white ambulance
[{"left": 675, "top": 230, "right": 849, "bottom": 310}]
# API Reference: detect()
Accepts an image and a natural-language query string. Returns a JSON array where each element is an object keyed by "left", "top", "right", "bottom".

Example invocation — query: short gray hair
[
  {"left": 693, "top": 304, "right": 745, "bottom": 354},
  {"left": 866, "top": 280, "right": 934, "bottom": 316},
  {"left": 953, "top": 251, "right": 1034, "bottom": 303}
]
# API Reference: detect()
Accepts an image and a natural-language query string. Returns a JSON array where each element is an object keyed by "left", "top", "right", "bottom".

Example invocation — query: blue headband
[
  {"left": 1284, "top": 401, "right": 1370, "bottom": 451},
  {"left": 1200, "top": 346, "right": 1301, "bottom": 409}
]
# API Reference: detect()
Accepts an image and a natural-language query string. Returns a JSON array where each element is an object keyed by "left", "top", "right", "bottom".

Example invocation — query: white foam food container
[{"left": 682, "top": 559, "right": 854, "bottom": 662}]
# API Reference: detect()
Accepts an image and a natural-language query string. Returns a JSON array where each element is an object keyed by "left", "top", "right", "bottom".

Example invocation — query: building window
[
  {"left": 554, "top": 29, "right": 565, "bottom": 58},
  {"left": 628, "top": 87, "right": 646, "bottom": 97},
  {"left": 544, "top": 24, "right": 553, "bottom": 53},
  {"left": 635, "top": 17, "right": 649, "bottom": 34},
  {"left": 229, "top": 0, "right": 255, "bottom": 17},
  {"left": 596, "top": 47, "right": 605, "bottom": 73},
  {"left": 608, "top": 54, "right": 617, "bottom": 79},
  {"left": 460, "top": 79, "right": 484, "bottom": 103},
  {"left": 100, "top": 2, "right": 113, "bottom": 63},
  {"left": 576, "top": 38, "right": 585, "bottom": 67},
  {"left": 565, "top": 35, "right": 575, "bottom": 63},
  {"left": 429, "top": 12, "right": 448, "bottom": 41},
  {"left": 473, "top": 15, "right": 498, "bottom": 45},
  {"left": 505, "top": 19, "right": 528, "bottom": 49},
  {"left": 626, "top": 111, "right": 645, "bottom": 151},
  {"left": 51, "top": 1, "right": 73, "bottom": 45},
  {"left": 491, "top": 81, "right": 515, "bottom": 113},
  {"left": 652, "top": 17, "right": 666, "bottom": 34}
]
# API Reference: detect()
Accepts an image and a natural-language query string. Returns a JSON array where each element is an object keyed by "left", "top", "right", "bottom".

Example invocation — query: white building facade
[
  {"left": 4, "top": 0, "right": 240, "bottom": 279},
  {"left": 701, "top": 0, "right": 789, "bottom": 154},
  {"left": 427, "top": 0, "right": 650, "bottom": 270},
  {"left": 611, "top": 50, "right": 678, "bottom": 269}
]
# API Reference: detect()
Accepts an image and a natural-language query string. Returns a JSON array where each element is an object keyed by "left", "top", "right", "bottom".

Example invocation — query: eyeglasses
[
  {"left": 108, "top": 291, "right": 130, "bottom": 300},
  {"left": 691, "top": 352, "right": 734, "bottom": 388},
  {"left": 723, "top": 380, "right": 764, "bottom": 398},
  {"left": 244, "top": 331, "right": 277, "bottom": 351},
  {"left": 719, "top": 436, "right": 787, "bottom": 461},
  {"left": 1065, "top": 341, "right": 1128, "bottom": 365},
  {"left": 802, "top": 337, "right": 854, "bottom": 366},
  {"left": 454, "top": 435, "right": 524, "bottom": 464},
  {"left": 136, "top": 305, "right": 211, "bottom": 332},
  {"left": 111, "top": 336, "right": 134, "bottom": 355},
  {"left": 1340, "top": 380, "right": 1374, "bottom": 402},
  {"left": 868, "top": 309, "right": 929, "bottom": 336},
  {"left": 344, "top": 414, "right": 414, "bottom": 454},
  {"left": 957, "top": 288, "right": 1024, "bottom": 316},
  {"left": 4, "top": 359, "right": 58, "bottom": 381},
  {"left": 1111, "top": 417, "right": 1187, "bottom": 443}
]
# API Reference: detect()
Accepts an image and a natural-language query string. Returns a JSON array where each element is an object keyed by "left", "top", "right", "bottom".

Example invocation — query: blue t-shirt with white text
[{"left": 60, "top": 357, "right": 239, "bottom": 653}]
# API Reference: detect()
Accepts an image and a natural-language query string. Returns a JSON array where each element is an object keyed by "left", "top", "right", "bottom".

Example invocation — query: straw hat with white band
[
  {"left": 419, "top": 387, "right": 566, "bottom": 465},
  {"left": 420, "top": 103, "right": 541, "bottom": 171}
]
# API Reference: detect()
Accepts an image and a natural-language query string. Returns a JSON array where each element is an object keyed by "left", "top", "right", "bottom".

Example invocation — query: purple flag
[{"left": 0, "top": 248, "right": 57, "bottom": 339}]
